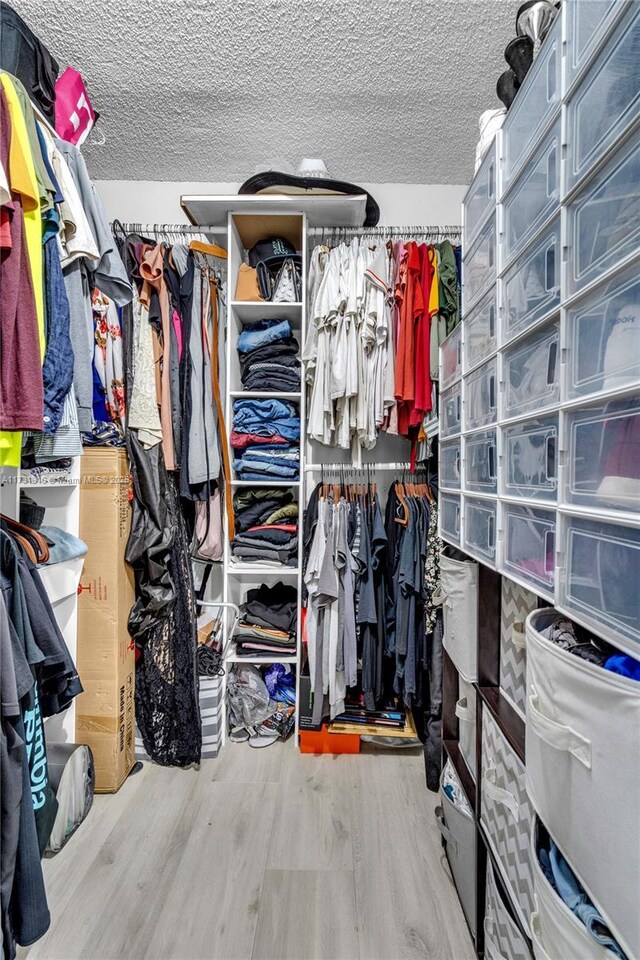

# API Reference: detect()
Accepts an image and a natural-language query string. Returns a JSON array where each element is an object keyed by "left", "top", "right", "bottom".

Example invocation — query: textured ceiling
[{"left": 12, "top": 0, "right": 514, "bottom": 184}]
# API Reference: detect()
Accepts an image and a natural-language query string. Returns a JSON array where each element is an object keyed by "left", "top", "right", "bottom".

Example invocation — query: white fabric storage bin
[
  {"left": 435, "top": 762, "right": 477, "bottom": 938},
  {"left": 484, "top": 861, "right": 533, "bottom": 960},
  {"left": 503, "top": 119, "right": 561, "bottom": 267},
  {"left": 525, "top": 608, "right": 640, "bottom": 959},
  {"left": 501, "top": 14, "right": 561, "bottom": 193},
  {"left": 567, "top": 122, "right": 640, "bottom": 296},
  {"left": 558, "top": 514, "right": 640, "bottom": 652},
  {"left": 565, "top": 3, "right": 640, "bottom": 193},
  {"left": 502, "top": 415, "right": 558, "bottom": 503},
  {"left": 531, "top": 818, "right": 619, "bottom": 960},
  {"left": 441, "top": 324, "right": 462, "bottom": 389},
  {"left": 503, "top": 504, "right": 555, "bottom": 598},
  {"left": 502, "top": 320, "right": 560, "bottom": 422},
  {"left": 565, "top": 259, "right": 640, "bottom": 401},
  {"left": 565, "top": 395, "right": 640, "bottom": 515},
  {"left": 441, "top": 381, "right": 462, "bottom": 438},
  {"left": 501, "top": 218, "right": 560, "bottom": 346},
  {"left": 439, "top": 549, "right": 479, "bottom": 682},
  {"left": 463, "top": 496, "right": 497, "bottom": 565},
  {"left": 440, "top": 493, "right": 461, "bottom": 546},
  {"left": 465, "top": 357, "right": 497, "bottom": 431},
  {"left": 499, "top": 577, "right": 537, "bottom": 719},
  {"left": 464, "top": 287, "right": 497, "bottom": 373},
  {"left": 463, "top": 214, "right": 496, "bottom": 311},
  {"left": 481, "top": 706, "right": 536, "bottom": 937},
  {"left": 464, "top": 428, "right": 497, "bottom": 495},
  {"left": 456, "top": 675, "right": 476, "bottom": 778},
  {"left": 464, "top": 141, "right": 497, "bottom": 249},
  {"left": 440, "top": 438, "right": 461, "bottom": 491}
]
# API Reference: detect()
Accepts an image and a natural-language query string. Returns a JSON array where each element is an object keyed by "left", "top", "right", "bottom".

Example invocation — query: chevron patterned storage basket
[
  {"left": 499, "top": 576, "right": 537, "bottom": 718},
  {"left": 481, "top": 706, "right": 535, "bottom": 937},
  {"left": 484, "top": 860, "right": 533, "bottom": 960},
  {"left": 525, "top": 609, "right": 640, "bottom": 960}
]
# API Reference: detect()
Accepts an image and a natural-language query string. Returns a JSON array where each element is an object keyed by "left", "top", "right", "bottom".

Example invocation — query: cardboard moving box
[{"left": 75, "top": 449, "right": 135, "bottom": 792}]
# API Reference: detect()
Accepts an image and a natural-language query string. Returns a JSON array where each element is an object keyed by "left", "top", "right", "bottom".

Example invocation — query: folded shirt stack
[
  {"left": 231, "top": 488, "right": 299, "bottom": 567},
  {"left": 232, "top": 398, "right": 300, "bottom": 480},
  {"left": 237, "top": 318, "right": 301, "bottom": 393},
  {"left": 233, "top": 581, "right": 298, "bottom": 657}
]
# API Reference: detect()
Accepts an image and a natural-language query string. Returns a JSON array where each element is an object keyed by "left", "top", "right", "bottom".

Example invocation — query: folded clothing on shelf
[
  {"left": 233, "top": 582, "right": 298, "bottom": 656},
  {"left": 232, "top": 398, "right": 300, "bottom": 479},
  {"left": 238, "top": 319, "right": 301, "bottom": 392},
  {"left": 231, "top": 490, "right": 299, "bottom": 567}
]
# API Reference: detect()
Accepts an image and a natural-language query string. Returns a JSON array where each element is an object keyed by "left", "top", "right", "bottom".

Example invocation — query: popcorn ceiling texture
[{"left": 11, "top": 0, "right": 513, "bottom": 184}]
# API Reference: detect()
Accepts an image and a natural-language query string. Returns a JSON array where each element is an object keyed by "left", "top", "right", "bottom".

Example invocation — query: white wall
[{"left": 95, "top": 180, "right": 467, "bottom": 228}]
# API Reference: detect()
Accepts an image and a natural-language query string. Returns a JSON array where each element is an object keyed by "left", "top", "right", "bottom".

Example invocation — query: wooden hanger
[{"left": 189, "top": 239, "right": 228, "bottom": 260}]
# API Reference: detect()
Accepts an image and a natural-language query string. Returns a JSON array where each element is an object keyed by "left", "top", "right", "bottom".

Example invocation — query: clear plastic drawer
[
  {"left": 559, "top": 515, "right": 640, "bottom": 650},
  {"left": 464, "top": 358, "right": 497, "bottom": 431},
  {"left": 502, "top": 321, "right": 560, "bottom": 421},
  {"left": 566, "top": 4, "right": 640, "bottom": 192},
  {"left": 503, "top": 504, "right": 556, "bottom": 595},
  {"left": 440, "top": 439, "right": 462, "bottom": 491},
  {"left": 441, "top": 382, "right": 462, "bottom": 438},
  {"left": 502, "top": 217, "right": 561, "bottom": 343},
  {"left": 464, "top": 497, "right": 497, "bottom": 564},
  {"left": 565, "top": 396, "right": 640, "bottom": 514},
  {"left": 464, "top": 288, "right": 496, "bottom": 372},
  {"left": 503, "top": 415, "right": 558, "bottom": 502},
  {"left": 441, "top": 325, "right": 462, "bottom": 389},
  {"left": 503, "top": 120, "right": 561, "bottom": 267},
  {"left": 566, "top": 259, "right": 640, "bottom": 400},
  {"left": 463, "top": 214, "right": 496, "bottom": 311},
  {"left": 464, "top": 142, "right": 497, "bottom": 248},
  {"left": 567, "top": 126, "right": 640, "bottom": 295},
  {"left": 502, "top": 16, "right": 561, "bottom": 191},
  {"left": 464, "top": 429, "right": 497, "bottom": 495},
  {"left": 440, "top": 493, "right": 461, "bottom": 546},
  {"left": 566, "top": 0, "right": 624, "bottom": 88}
]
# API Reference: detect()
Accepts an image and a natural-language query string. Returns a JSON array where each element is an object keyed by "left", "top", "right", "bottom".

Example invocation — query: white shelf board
[
  {"left": 230, "top": 391, "right": 301, "bottom": 401},
  {"left": 231, "top": 479, "right": 300, "bottom": 487},
  {"left": 227, "top": 565, "right": 300, "bottom": 577},
  {"left": 181, "top": 193, "right": 367, "bottom": 228},
  {"left": 230, "top": 301, "right": 303, "bottom": 324},
  {"left": 226, "top": 652, "right": 297, "bottom": 664}
]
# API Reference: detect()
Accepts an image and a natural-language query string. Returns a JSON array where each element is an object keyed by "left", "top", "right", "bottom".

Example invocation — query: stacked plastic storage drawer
[
  {"left": 458, "top": 140, "right": 499, "bottom": 565},
  {"left": 557, "top": 0, "right": 640, "bottom": 656}
]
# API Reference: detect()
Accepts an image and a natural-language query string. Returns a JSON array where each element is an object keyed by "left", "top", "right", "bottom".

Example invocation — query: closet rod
[
  {"left": 307, "top": 224, "right": 461, "bottom": 239},
  {"left": 112, "top": 222, "right": 223, "bottom": 234},
  {"left": 304, "top": 462, "right": 423, "bottom": 472}
]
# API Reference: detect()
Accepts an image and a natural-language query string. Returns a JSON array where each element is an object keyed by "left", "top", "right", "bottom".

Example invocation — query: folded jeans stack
[
  {"left": 233, "top": 581, "right": 298, "bottom": 656},
  {"left": 232, "top": 398, "right": 300, "bottom": 480},
  {"left": 237, "top": 318, "right": 301, "bottom": 393},
  {"left": 231, "top": 488, "right": 299, "bottom": 567}
]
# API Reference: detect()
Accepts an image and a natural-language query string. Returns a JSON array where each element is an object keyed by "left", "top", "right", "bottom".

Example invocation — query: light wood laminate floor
[{"left": 21, "top": 743, "right": 475, "bottom": 960}]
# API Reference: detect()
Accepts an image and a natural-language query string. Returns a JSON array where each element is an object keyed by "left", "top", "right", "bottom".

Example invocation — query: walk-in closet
[{"left": 1, "top": 1, "right": 639, "bottom": 959}]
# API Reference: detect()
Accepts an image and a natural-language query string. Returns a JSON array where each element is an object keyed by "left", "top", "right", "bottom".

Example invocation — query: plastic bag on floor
[{"left": 46, "top": 743, "right": 95, "bottom": 855}]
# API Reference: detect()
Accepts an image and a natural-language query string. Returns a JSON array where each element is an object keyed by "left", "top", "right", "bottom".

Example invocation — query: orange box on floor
[{"left": 299, "top": 724, "right": 361, "bottom": 754}]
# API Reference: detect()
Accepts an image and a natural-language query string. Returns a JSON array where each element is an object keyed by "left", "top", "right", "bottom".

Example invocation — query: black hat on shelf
[
  {"left": 497, "top": 69, "right": 521, "bottom": 110},
  {"left": 505, "top": 35, "right": 535, "bottom": 83},
  {"left": 516, "top": 0, "right": 559, "bottom": 57},
  {"left": 247, "top": 236, "right": 301, "bottom": 271}
]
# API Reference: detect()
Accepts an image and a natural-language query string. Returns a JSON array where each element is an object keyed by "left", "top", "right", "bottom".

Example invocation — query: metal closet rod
[
  {"left": 307, "top": 224, "right": 462, "bottom": 239},
  {"left": 112, "top": 222, "right": 222, "bottom": 234},
  {"left": 304, "top": 461, "right": 424, "bottom": 472}
]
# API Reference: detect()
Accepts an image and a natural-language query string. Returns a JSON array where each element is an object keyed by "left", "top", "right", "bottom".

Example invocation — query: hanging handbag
[
  {"left": 271, "top": 258, "right": 302, "bottom": 303},
  {"left": 235, "top": 263, "right": 264, "bottom": 302}
]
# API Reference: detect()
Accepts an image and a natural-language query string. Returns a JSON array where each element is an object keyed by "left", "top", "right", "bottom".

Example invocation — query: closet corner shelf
[
  {"left": 477, "top": 686, "right": 526, "bottom": 764},
  {"left": 443, "top": 739, "right": 477, "bottom": 809},
  {"left": 180, "top": 193, "right": 368, "bottom": 228},
  {"left": 230, "top": 390, "right": 302, "bottom": 401}
]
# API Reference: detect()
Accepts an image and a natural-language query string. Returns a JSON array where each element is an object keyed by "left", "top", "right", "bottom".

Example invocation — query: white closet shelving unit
[{"left": 0, "top": 459, "right": 82, "bottom": 742}]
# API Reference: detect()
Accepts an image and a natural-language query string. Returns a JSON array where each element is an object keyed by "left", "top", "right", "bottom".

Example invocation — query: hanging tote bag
[{"left": 54, "top": 67, "right": 97, "bottom": 146}]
